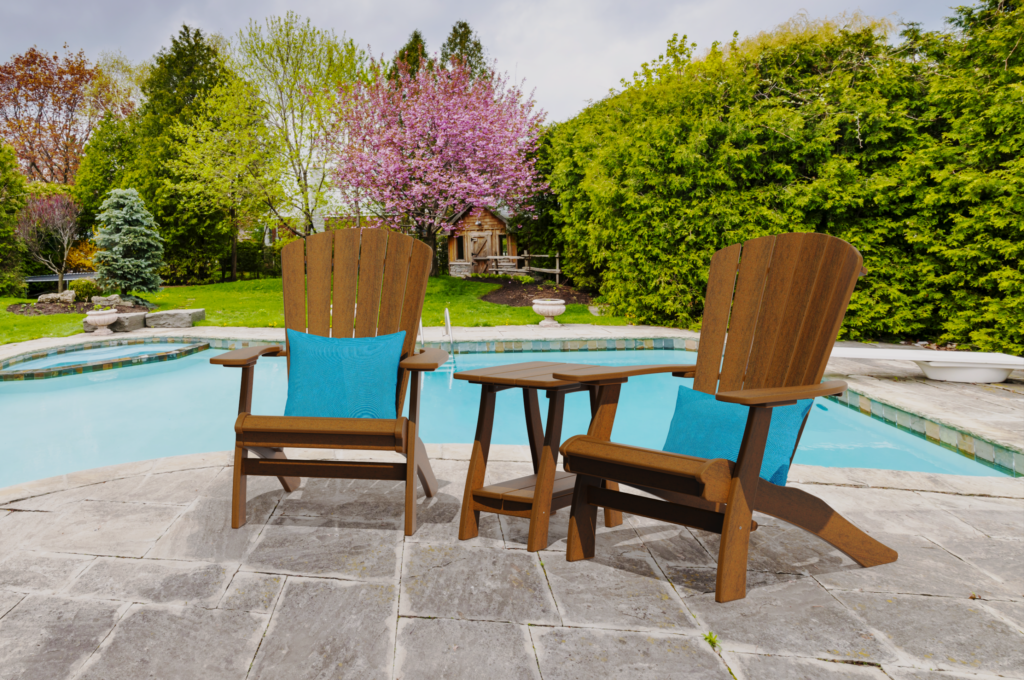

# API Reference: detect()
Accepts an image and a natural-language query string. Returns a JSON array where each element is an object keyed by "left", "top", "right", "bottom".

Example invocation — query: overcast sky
[{"left": 3, "top": 0, "right": 958, "bottom": 121}]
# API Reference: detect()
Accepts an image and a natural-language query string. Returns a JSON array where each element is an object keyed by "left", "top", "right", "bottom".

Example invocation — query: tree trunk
[
  {"left": 425, "top": 229, "right": 439, "bottom": 277},
  {"left": 230, "top": 208, "right": 238, "bottom": 282},
  {"left": 57, "top": 271, "right": 64, "bottom": 294}
]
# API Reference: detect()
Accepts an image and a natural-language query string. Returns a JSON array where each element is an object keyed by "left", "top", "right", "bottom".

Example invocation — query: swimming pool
[{"left": 0, "top": 348, "right": 1008, "bottom": 488}]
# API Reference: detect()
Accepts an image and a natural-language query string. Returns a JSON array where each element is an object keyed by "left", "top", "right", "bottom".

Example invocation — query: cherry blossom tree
[{"left": 328, "top": 58, "right": 545, "bottom": 274}]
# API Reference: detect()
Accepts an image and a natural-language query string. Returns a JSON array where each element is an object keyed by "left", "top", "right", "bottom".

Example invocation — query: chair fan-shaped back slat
[
  {"left": 692, "top": 244, "right": 741, "bottom": 394},
  {"left": 377, "top": 235, "right": 413, "bottom": 336},
  {"left": 693, "top": 233, "right": 862, "bottom": 394},
  {"left": 306, "top": 232, "right": 334, "bottom": 337},
  {"left": 332, "top": 229, "right": 360, "bottom": 338},
  {"left": 354, "top": 229, "right": 388, "bottom": 338}
]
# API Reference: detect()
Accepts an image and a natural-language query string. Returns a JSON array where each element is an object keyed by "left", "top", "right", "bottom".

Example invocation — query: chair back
[
  {"left": 280, "top": 228, "right": 433, "bottom": 413},
  {"left": 692, "top": 233, "right": 863, "bottom": 395}
]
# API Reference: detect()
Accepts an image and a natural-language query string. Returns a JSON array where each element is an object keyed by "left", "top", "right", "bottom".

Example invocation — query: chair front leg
[
  {"left": 566, "top": 472, "right": 602, "bottom": 561},
  {"left": 231, "top": 443, "right": 248, "bottom": 529},
  {"left": 716, "top": 406, "right": 772, "bottom": 602},
  {"left": 405, "top": 419, "right": 418, "bottom": 536}
]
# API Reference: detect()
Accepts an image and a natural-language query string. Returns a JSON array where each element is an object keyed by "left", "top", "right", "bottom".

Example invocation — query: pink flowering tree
[{"left": 327, "top": 57, "right": 546, "bottom": 274}]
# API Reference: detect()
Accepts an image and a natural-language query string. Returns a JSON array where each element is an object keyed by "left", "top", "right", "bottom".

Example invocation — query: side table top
[{"left": 453, "top": 361, "right": 603, "bottom": 388}]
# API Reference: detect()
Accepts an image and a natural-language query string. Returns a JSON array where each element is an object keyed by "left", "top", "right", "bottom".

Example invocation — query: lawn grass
[
  {"left": 0, "top": 276, "right": 629, "bottom": 346},
  {"left": 0, "top": 298, "right": 86, "bottom": 345}
]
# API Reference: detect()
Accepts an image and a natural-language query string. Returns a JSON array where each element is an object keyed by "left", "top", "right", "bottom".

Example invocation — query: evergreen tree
[
  {"left": 392, "top": 30, "right": 430, "bottom": 78},
  {"left": 440, "top": 21, "right": 487, "bottom": 77},
  {"left": 0, "top": 143, "right": 27, "bottom": 297},
  {"left": 94, "top": 188, "right": 164, "bottom": 295},
  {"left": 124, "top": 25, "right": 229, "bottom": 284}
]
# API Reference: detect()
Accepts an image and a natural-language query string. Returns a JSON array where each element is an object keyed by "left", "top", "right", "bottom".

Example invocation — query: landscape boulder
[
  {"left": 38, "top": 290, "right": 76, "bottom": 305},
  {"left": 83, "top": 312, "right": 147, "bottom": 333},
  {"left": 144, "top": 309, "right": 205, "bottom": 328},
  {"left": 92, "top": 295, "right": 123, "bottom": 307}
]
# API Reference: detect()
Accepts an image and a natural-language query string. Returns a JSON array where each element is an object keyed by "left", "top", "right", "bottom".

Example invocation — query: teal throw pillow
[
  {"left": 284, "top": 329, "right": 406, "bottom": 419},
  {"left": 662, "top": 386, "right": 813, "bottom": 486}
]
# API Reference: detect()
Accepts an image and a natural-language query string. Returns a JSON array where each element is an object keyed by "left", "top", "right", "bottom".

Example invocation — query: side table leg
[
  {"left": 459, "top": 385, "right": 498, "bottom": 540},
  {"left": 523, "top": 388, "right": 544, "bottom": 474},
  {"left": 527, "top": 390, "right": 566, "bottom": 551}
]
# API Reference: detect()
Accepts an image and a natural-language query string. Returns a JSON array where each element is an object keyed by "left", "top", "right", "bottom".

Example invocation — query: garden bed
[
  {"left": 6, "top": 302, "right": 150, "bottom": 316},
  {"left": 471, "top": 277, "right": 594, "bottom": 307}
]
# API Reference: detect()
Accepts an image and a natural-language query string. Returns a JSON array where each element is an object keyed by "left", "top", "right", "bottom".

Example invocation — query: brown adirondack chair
[
  {"left": 211, "top": 228, "right": 447, "bottom": 536},
  {"left": 554, "top": 232, "right": 898, "bottom": 602}
]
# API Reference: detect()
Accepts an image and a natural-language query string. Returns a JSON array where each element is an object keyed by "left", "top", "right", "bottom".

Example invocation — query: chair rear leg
[
  {"left": 248, "top": 446, "right": 300, "bottom": 492},
  {"left": 755, "top": 482, "right": 898, "bottom": 568},
  {"left": 566, "top": 473, "right": 602, "bottom": 562},
  {"left": 231, "top": 443, "right": 248, "bottom": 529},
  {"left": 414, "top": 436, "right": 439, "bottom": 498},
  {"left": 602, "top": 481, "right": 623, "bottom": 527}
]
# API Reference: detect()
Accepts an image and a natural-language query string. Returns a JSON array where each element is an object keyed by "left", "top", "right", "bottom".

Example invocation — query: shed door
[{"left": 470, "top": 232, "right": 492, "bottom": 273}]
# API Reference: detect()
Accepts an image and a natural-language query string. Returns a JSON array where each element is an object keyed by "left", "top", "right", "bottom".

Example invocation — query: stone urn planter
[
  {"left": 85, "top": 308, "right": 118, "bottom": 335},
  {"left": 532, "top": 298, "right": 566, "bottom": 327}
]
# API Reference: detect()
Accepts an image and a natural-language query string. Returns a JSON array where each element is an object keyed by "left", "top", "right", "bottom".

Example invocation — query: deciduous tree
[
  {"left": 0, "top": 46, "right": 106, "bottom": 184},
  {"left": 233, "top": 12, "right": 366, "bottom": 234},
  {"left": 329, "top": 58, "right": 545, "bottom": 274},
  {"left": 15, "top": 193, "right": 80, "bottom": 292},
  {"left": 0, "top": 142, "right": 27, "bottom": 296}
]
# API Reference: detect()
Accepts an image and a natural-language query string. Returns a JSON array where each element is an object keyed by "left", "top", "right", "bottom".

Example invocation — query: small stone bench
[
  {"left": 83, "top": 308, "right": 206, "bottom": 333},
  {"left": 145, "top": 309, "right": 206, "bottom": 328}
]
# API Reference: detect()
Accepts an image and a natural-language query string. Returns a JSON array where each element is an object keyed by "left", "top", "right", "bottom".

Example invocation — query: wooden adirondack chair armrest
[
  {"left": 552, "top": 364, "right": 698, "bottom": 384},
  {"left": 400, "top": 348, "right": 449, "bottom": 372},
  {"left": 210, "top": 345, "right": 286, "bottom": 368},
  {"left": 716, "top": 380, "right": 848, "bottom": 408}
]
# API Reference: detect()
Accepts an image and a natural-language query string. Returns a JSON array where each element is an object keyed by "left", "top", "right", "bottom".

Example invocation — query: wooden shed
[{"left": 447, "top": 207, "right": 518, "bottom": 278}]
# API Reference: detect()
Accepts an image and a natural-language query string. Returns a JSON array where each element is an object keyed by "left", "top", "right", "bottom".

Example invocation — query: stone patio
[{"left": 0, "top": 446, "right": 1021, "bottom": 680}]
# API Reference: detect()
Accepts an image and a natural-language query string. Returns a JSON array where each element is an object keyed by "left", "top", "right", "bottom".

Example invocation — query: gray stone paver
[
  {"left": 0, "top": 551, "right": 93, "bottom": 593},
  {"left": 0, "top": 594, "right": 125, "bottom": 680},
  {"left": 814, "top": 533, "right": 1018, "bottom": 600},
  {"left": 687, "top": 579, "right": 898, "bottom": 663},
  {"left": 532, "top": 627, "right": 732, "bottom": 680},
  {"left": 401, "top": 543, "right": 560, "bottom": 625},
  {"left": 0, "top": 454, "right": 1021, "bottom": 678},
  {"left": 835, "top": 591, "right": 1024, "bottom": 675},
  {"left": 395, "top": 618, "right": 540, "bottom": 680},
  {"left": 66, "top": 557, "right": 234, "bottom": 606},
  {"left": 724, "top": 651, "right": 890, "bottom": 679},
  {"left": 76, "top": 604, "right": 266, "bottom": 680},
  {"left": 248, "top": 577, "right": 396, "bottom": 680},
  {"left": 217, "top": 571, "right": 284, "bottom": 613},
  {"left": 35, "top": 500, "right": 184, "bottom": 557}
]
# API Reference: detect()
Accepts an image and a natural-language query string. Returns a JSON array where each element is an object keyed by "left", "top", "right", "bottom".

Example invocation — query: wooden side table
[{"left": 455, "top": 361, "right": 623, "bottom": 551}]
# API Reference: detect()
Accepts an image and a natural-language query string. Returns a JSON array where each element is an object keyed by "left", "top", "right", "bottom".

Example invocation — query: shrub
[{"left": 69, "top": 278, "right": 102, "bottom": 302}]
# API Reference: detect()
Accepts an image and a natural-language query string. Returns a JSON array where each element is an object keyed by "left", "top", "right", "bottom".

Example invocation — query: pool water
[
  {"left": 0, "top": 349, "right": 1007, "bottom": 488},
  {"left": 10, "top": 343, "right": 192, "bottom": 371}
]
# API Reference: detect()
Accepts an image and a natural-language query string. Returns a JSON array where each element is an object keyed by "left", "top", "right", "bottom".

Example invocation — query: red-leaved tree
[
  {"left": 16, "top": 194, "right": 81, "bottom": 292},
  {"left": 328, "top": 58, "right": 545, "bottom": 274}
]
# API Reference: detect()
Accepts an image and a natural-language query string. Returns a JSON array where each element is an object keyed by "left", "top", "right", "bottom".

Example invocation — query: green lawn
[{"left": 1, "top": 276, "right": 627, "bottom": 345}]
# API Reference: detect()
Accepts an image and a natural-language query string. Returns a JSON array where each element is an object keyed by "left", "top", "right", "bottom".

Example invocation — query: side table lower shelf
[{"left": 471, "top": 471, "right": 576, "bottom": 518}]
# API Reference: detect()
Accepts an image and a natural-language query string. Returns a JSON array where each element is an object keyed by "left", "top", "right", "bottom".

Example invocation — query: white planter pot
[
  {"left": 86, "top": 309, "right": 118, "bottom": 336},
  {"left": 532, "top": 298, "right": 566, "bottom": 327}
]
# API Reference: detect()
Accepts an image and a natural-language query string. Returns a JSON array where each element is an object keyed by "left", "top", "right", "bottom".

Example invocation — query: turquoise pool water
[
  {"left": 10, "top": 343, "right": 192, "bottom": 371},
  {"left": 0, "top": 348, "right": 1007, "bottom": 488}
]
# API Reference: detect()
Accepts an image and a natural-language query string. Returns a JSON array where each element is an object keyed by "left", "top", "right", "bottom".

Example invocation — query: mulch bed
[
  {"left": 470, "top": 277, "right": 594, "bottom": 307},
  {"left": 6, "top": 302, "right": 150, "bottom": 316}
]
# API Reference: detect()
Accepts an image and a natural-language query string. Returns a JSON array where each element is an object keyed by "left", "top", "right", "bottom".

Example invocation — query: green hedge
[{"left": 536, "top": 2, "right": 1023, "bottom": 354}]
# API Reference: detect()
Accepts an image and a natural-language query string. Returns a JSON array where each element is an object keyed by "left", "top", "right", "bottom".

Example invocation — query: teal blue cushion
[
  {"left": 284, "top": 329, "right": 406, "bottom": 419},
  {"left": 662, "top": 386, "right": 812, "bottom": 486}
]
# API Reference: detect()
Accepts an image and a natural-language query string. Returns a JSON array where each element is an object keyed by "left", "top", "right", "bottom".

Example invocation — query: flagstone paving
[{"left": 0, "top": 448, "right": 1021, "bottom": 679}]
